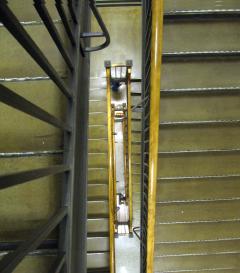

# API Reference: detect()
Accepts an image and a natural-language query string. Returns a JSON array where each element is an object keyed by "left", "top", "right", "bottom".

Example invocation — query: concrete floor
[{"left": 116, "top": 235, "right": 140, "bottom": 273}]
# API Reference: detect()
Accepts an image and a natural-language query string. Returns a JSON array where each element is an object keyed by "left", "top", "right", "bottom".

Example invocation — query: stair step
[
  {"left": 7, "top": 1, "right": 59, "bottom": 21},
  {"left": 88, "top": 200, "right": 109, "bottom": 216},
  {"left": 88, "top": 153, "right": 108, "bottom": 168},
  {"left": 87, "top": 217, "right": 109, "bottom": 233},
  {"left": 89, "top": 100, "right": 107, "bottom": 113},
  {"left": 87, "top": 233, "right": 109, "bottom": 252},
  {"left": 0, "top": 80, "right": 65, "bottom": 152},
  {"left": 89, "top": 125, "right": 107, "bottom": 139},
  {"left": 88, "top": 139, "right": 108, "bottom": 153},
  {"left": 88, "top": 168, "right": 108, "bottom": 184},
  {"left": 164, "top": 1, "right": 240, "bottom": 13},
  {"left": 0, "top": 24, "right": 66, "bottom": 78},
  {"left": 87, "top": 252, "right": 109, "bottom": 270},
  {"left": 88, "top": 184, "right": 108, "bottom": 199},
  {"left": 89, "top": 112, "right": 107, "bottom": 126}
]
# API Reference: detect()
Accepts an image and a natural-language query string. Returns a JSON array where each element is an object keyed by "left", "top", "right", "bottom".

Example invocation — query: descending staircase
[
  {"left": 141, "top": 0, "right": 240, "bottom": 272},
  {"left": 88, "top": 80, "right": 110, "bottom": 272}
]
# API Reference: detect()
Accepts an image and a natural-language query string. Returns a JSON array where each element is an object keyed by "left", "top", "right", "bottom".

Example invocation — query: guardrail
[
  {"left": 140, "top": 0, "right": 164, "bottom": 273},
  {"left": 0, "top": 1, "right": 110, "bottom": 272},
  {"left": 126, "top": 61, "right": 133, "bottom": 234},
  {"left": 105, "top": 61, "right": 116, "bottom": 273}
]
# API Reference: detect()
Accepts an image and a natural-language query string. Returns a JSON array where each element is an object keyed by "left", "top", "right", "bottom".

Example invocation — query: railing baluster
[
  {"left": 34, "top": 0, "right": 74, "bottom": 71},
  {"left": 0, "top": 1, "right": 72, "bottom": 99},
  {"left": 145, "top": 1, "right": 164, "bottom": 273},
  {"left": 55, "top": 0, "right": 76, "bottom": 46},
  {"left": 0, "top": 207, "right": 67, "bottom": 273},
  {"left": 126, "top": 61, "right": 133, "bottom": 234},
  {"left": 0, "top": 165, "right": 69, "bottom": 190},
  {"left": 0, "top": 83, "right": 71, "bottom": 131},
  {"left": 67, "top": 0, "right": 78, "bottom": 24},
  {"left": 48, "top": 253, "right": 66, "bottom": 273},
  {"left": 105, "top": 61, "right": 116, "bottom": 273}
]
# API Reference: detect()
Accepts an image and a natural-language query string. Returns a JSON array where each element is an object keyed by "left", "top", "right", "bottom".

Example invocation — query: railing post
[
  {"left": 146, "top": 1, "right": 164, "bottom": 273},
  {"left": 126, "top": 60, "right": 133, "bottom": 234},
  {"left": 105, "top": 61, "right": 116, "bottom": 273}
]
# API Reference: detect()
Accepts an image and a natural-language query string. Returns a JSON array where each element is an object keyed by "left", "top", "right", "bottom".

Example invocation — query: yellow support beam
[
  {"left": 106, "top": 65, "right": 116, "bottom": 273},
  {"left": 146, "top": 0, "right": 164, "bottom": 273}
]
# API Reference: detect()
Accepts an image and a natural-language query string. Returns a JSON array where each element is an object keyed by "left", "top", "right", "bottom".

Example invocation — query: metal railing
[
  {"left": 140, "top": 0, "right": 164, "bottom": 273},
  {"left": 112, "top": 105, "right": 117, "bottom": 227},
  {"left": 0, "top": 1, "right": 109, "bottom": 272},
  {"left": 126, "top": 61, "right": 133, "bottom": 234},
  {"left": 105, "top": 61, "right": 116, "bottom": 273}
]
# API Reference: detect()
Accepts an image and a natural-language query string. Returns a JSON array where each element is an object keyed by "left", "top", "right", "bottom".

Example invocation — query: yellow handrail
[
  {"left": 122, "top": 113, "right": 128, "bottom": 201},
  {"left": 126, "top": 65, "right": 133, "bottom": 234},
  {"left": 146, "top": 1, "right": 164, "bottom": 273},
  {"left": 106, "top": 65, "right": 116, "bottom": 273},
  {"left": 112, "top": 105, "right": 117, "bottom": 226}
]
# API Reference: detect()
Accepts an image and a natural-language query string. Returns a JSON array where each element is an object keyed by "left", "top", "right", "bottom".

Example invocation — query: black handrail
[{"left": 81, "top": 0, "right": 110, "bottom": 52}]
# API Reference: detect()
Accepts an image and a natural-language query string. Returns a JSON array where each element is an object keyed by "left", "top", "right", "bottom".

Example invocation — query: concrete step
[
  {"left": 88, "top": 184, "right": 108, "bottom": 199},
  {"left": 0, "top": 24, "right": 66, "bottom": 78},
  {"left": 161, "top": 60, "right": 240, "bottom": 90},
  {"left": 163, "top": 21, "right": 240, "bottom": 53},
  {"left": 132, "top": 152, "right": 240, "bottom": 177},
  {"left": 89, "top": 100, "right": 107, "bottom": 113},
  {"left": 89, "top": 126, "right": 107, "bottom": 139},
  {"left": 156, "top": 176, "right": 240, "bottom": 203},
  {"left": 88, "top": 200, "right": 109, "bottom": 216},
  {"left": 87, "top": 217, "right": 109, "bottom": 233},
  {"left": 88, "top": 153, "right": 108, "bottom": 168},
  {"left": 87, "top": 252, "right": 109, "bottom": 269},
  {"left": 0, "top": 80, "right": 64, "bottom": 152},
  {"left": 89, "top": 112, "right": 107, "bottom": 126},
  {"left": 164, "top": 0, "right": 240, "bottom": 11},
  {"left": 0, "top": 155, "right": 61, "bottom": 241},
  {"left": 155, "top": 239, "right": 240, "bottom": 257},
  {"left": 0, "top": 255, "right": 55, "bottom": 273},
  {"left": 154, "top": 253, "right": 240, "bottom": 272},
  {"left": 88, "top": 139, "right": 108, "bottom": 153},
  {"left": 88, "top": 168, "right": 108, "bottom": 184},
  {"left": 7, "top": 1, "right": 60, "bottom": 21},
  {"left": 156, "top": 200, "right": 240, "bottom": 223},
  {"left": 87, "top": 233, "right": 109, "bottom": 252}
]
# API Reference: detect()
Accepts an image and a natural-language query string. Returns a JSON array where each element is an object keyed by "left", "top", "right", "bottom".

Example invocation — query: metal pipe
[
  {"left": 146, "top": 1, "right": 164, "bottom": 273},
  {"left": 105, "top": 64, "right": 116, "bottom": 273}
]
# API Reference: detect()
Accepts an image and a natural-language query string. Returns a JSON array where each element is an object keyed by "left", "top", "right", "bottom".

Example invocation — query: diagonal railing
[
  {"left": 105, "top": 61, "right": 116, "bottom": 273},
  {"left": 140, "top": 0, "right": 164, "bottom": 273},
  {"left": 0, "top": 1, "right": 110, "bottom": 272}
]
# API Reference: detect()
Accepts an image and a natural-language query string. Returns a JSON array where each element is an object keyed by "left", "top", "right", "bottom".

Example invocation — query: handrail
[
  {"left": 126, "top": 61, "right": 133, "bottom": 234},
  {"left": 105, "top": 61, "right": 116, "bottom": 273},
  {"left": 81, "top": 0, "right": 110, "bottom": 52},
  {"left": 146, "top": 1, "right": 164, "bottom": 273},
  {"left": 112, "top": 105, "right": 117, "bottom": 226},
  {"left": 123, "top": 114, "right": 128, "bottom": 207}
]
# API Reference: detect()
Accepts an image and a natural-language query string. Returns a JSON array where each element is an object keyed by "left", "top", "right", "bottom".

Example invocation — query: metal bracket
[{"left": 80, "top": 0, "right": 110, "bottom": 52}]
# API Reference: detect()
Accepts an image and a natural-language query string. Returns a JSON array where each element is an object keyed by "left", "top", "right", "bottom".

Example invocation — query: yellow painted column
[{"left": 146, "top": 0, "right": 164, "bottom": 273}]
